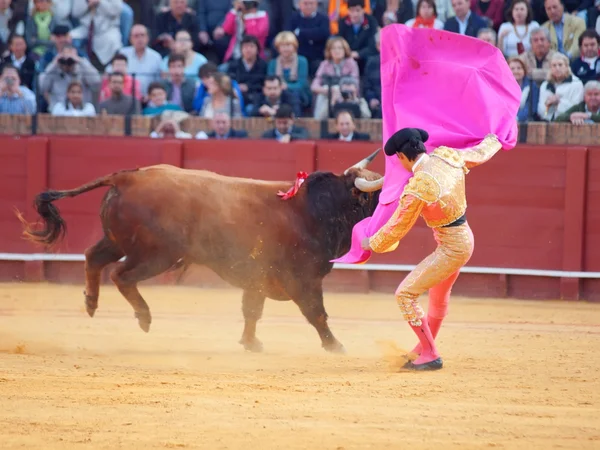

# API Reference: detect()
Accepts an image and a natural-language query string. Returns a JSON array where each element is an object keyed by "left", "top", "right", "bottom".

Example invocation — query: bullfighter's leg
[
  {"left": 109, "top": 257, "right": 176, "bottom": 332},
  {"left": 293, "top": 288, "right": 345, "bottom": 354},
  {"left": 239, "top": 290, "right": 266, "bottom": 352},
  {"left": 83, "top": 237, "right": 124, "bottom": 317}
]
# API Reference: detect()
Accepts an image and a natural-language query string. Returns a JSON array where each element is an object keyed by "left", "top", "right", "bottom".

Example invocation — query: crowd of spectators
[{"left": 1, "top": 0, "right": 599, "bottom": 142}]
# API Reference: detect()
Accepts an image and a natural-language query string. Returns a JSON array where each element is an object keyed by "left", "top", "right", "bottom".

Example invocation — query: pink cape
[{"left": 332, "top": 24, "right": 521, "bottom": 264}]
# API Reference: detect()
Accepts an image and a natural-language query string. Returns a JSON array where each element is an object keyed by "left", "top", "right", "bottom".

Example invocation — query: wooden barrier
[{"left": 0, "top": 135, "right": 598, "bottom": 302}]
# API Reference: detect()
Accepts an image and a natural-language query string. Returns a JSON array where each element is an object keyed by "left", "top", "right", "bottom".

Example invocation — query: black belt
[{"left": 442, "top": 213, "right": 466, "bottom": 228}]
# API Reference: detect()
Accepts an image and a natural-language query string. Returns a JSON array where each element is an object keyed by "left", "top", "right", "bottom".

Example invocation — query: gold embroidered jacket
[{"left": 369, "top": 134, "right": 502, "bottom": 253}]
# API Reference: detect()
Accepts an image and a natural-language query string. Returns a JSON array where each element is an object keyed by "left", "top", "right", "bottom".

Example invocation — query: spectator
[
  {"left": 261, "top": 102, "right": 309, "bottom": 142},
  {"left": 0, "top": 62, "right": 35, "bottom": 114},
  {"left": 405, "top": 0, "right": 445, "bottom": 29},
  {"left": 337, "top": 0, "right": 377, "bottom": 73},
  {"left": 119, "top": 1, "right": 133, "bottom": 47},
  {"left": 25, "top": 0, "right": 58, "bottom": 59},
  {"left": 222, "top": 0, "right": 269, "bottom": 62},
  {"left": 119, "top": 24, "right": 163, "bottom": 101},
  {"left": 98, "top": 71, "right": 140, "bottom": 114},
  {"left": 477, "top": 27, "right": 497, "bottom": 46},
  {"left": 199, "top": 71, "right": 242, "bottom": 118},
  {"left": 38, "top": 23, "right": 86, "bottom": 72},
  {"left": 70, "top": 0, "right": 124, "bottom": 71},
  {"left": 444, "top": 0, "right": 487, "bottom": 37},
  {"left": 99, "top": 53, "right": 142, "bottom": 102},
  {"left": 0, "top": 34, "right": 35, "bottom": 90},
  {"left": 330, "top": 75, "right": 371, "bottom": 118},
  {"left": 192, "top": 62, "right": 245, "bottom": 114},
  {"left": 195, "top": 0, "right": 231, "bottom": 64},
  {"left": 268, "top": 31, "right": 310, "bottom": 109},
  {"left": 0, "top": 0, "right": 26, "bottom": 59},
  {"left": 328, "top": 0, "right": 372, "bottom": 34},
  {"left": 143, "top": 81, "right": 182, "bottom": 115},
  {"left": 162, "top": 53, "right": 196, "bottom": 112},
  {"left": 39, "top": 44, "right": 102, "bottom": 111},
  {"left": 326, "top": 109, "right": 370, "bottom": 140},
  {"left": 537, "top": 52, "right": 583, "bottom": 121},
  {"left": 160, "top": 29, "right": 207, "bottom": 79},
  {"left": 252, "top": 74, "right": 301, "bottom": 118},
  {"left": 50, "top": 80, "right": 97, "bottom": 116},
  {"left": 497, "top": 0, "right": 540, "bottom": 58},
  {"left": 150, "top": 117, "right": 193, "bottom": 138},
  {"left": 286, "top": 0, "right": 330, "bottom": 77},
  {"left": 470, "top": 0, "right": 505, "bottom": 30},
  {"left": 206, "top": 111, "right": 249, "bottom": 138},
  {"left": 571, "top": 30, "right": 600, "bottom": 85},
  {"left": 508, "top": 57, "right": 539, "bottom": 122},
  {"left": 519, "top": 26, "right": 556, "bottom": 83},
  {"left": 542, "top": 0, "right": 585, "bottom": 59},
  {"left": 363, "top": 29, "right": 380, "bottom": 118},
  {"left": 153, "top": 0, "right": 200, "bottom": 58},
  {"left": 26, "top": 0, "right": 71, "bottom": 24},
  {"left": 555, "top": 80, "right": 600, "bottom": 124},
  {"left": 311, "top": 36, "right": 359, "bottom": 120},
  {"left": 226, "top": 34, "right": 267, "bottom": 114}
]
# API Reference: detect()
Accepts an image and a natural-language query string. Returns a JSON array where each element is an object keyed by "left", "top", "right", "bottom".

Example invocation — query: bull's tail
[{"left": 16, "top": 169, "right": 138, "bottom": 248}]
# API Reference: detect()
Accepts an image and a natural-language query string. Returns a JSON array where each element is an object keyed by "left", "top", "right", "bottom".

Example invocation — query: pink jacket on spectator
[
  {"left": 222, "top": 9, "right": 269, "bottom": 62},
  {"left": 99, "top": 75, "right": 143, "bottom": 103},
  {"left": 470, "top": 0, "right": 505, "bottom": 30},
  {"left": 311, "top": 58, "right": 360, "bottom": 92}
]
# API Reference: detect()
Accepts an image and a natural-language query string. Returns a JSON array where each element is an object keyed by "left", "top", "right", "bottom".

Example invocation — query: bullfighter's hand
[{"left": 361, "top": 237, "right": 372, "bottom": 251}]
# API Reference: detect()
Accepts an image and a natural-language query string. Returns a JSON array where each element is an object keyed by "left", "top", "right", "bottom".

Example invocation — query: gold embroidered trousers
[{"left": 396, "top": 223, "right": 475, "bottom": 326}]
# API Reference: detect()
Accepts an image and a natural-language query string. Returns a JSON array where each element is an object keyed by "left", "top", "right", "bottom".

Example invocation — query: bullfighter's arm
[{"left": 456, "top": 133, "right": 502, "bottom": 169}]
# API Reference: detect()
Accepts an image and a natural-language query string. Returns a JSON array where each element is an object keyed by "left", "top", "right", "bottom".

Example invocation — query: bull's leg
[
  {"left": 109, "top": 257, "right": 175, "bottom": 332},
  {"left": 293, "top": 290, "right": 345, "bottom": 354},
  {"left": 83, "top": 237, "right": 124, "bottom": 317},
  {"left": 239, "top": 290, "right": 266, "bottom": 352}
]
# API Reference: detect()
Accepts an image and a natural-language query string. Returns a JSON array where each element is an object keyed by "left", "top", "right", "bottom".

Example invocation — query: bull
[{"left": 17, "top": 150, "right": 385, "bottom": 353}]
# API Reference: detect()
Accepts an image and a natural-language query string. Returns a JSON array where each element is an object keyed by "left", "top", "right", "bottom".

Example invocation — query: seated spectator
[
  {"left": 508, "top": 57, "right": 540, "bottom": 122},
  {"left": 554, "top": 80, "right": 600, "bottom": 123},
  {"left": 286, "top": 0, "right": 330, "bottom": 77},
  {"left": 405, "top": 0, "right": 445, "bottom": 29},
  {"left": 226, "top": 35, "right": 267, "bottom": 115},
  {"left": 252, "top": 74, "right": 301, "bottom": 118},
  {"left": 196, "top": 1, "right": 231, "bottom": 63},
  {"left": 162, "top": 53, "right": 196, "bottom": 112},
  {"left": 192, "top": 62, "right": 246, "bottom": 116},
  {"left": 571, "top": 30, "right": 600, "bottom": 85},
  {"left": 150, "top": 117, "right": 193, "bottom": 138},
  {"left": 498, "top": 0, "right": 540, "bottom": 58},
  {"left": 0, "top": 62, "right": 36, "bottom": 114},
  {"left": 38, "top": 23, "right": 85, "bottom": 71},
  {"left": 542, "top": 0, "right": 585, "bottom": 59},
  {"left": 152, "top": 0, "right": 199, "bottom": 58},
  {"left": 538, "top": 52, "right": 584, "bottom": 121},
  {"left": 143, "top": 81, "right": 183, "bottom": 115},
  {"left": 0, "top": 0, "right": 25, "bottom": 59},
  {"left": 50, "top": 80, "right": 97, "bottom": 116},
  {"left": 70, "top": 0, "right": 124, "bottom": 71},
  {"left": 206, "top": 111, "right": 249, "bottom": 139},
  {"left": 199, "top": 72, "right": 242, "bottom": 118},
  {"left": 519, "top": 27, "right": 556, "bottom": 83},
  {"left": 39, "top": 44, "right": 102, "bottom": 112},
  {"left": 0, "top": 34, "right": 35, "bottom": 90},
  {"left": 363, "top": 29, "right": 380, "bottom": 118},
  {"left": 444, "top": 0, "right": 487, "bottom": 37},
  {"left": 327, "top": 0, "right": 371, "bottom": 34},
  {"left": 98, "top": 71, "right": 140, "bottom": 115},
  {"left": 311, "top": 36, "right": 359, "bottom": 120},
  {"left": 25, "top": 0, "right": 58, "bottom": 59},
  {"left": 99, "top": 53, "right": 142, "bottom": 102},
  {"left": 470, "top": 0, "right": 505, "bottom": 30},
  {"left": 119, "top": 24, "right": 163, "bottom": 103},
  {"left": 160, "top": 29, "right": 207, "bottom": 80},
  {"left": 326, "top": 109, "right": 370, "bottom": 140},
  {"left": 222, "top": 0, "right": 269, "bottom": 62},
  {"left": 337, "top": 0, "right": 377, "bottom": 73},
  {"left": 330, "top": 76, "right": 371, "bottom": 118},
  {"left": 26, "top": 0, "right": 71, "bottom": 25},
  {"left": 261, "top": 103, "right": 309, "bottom": 142},
  {"left": 477, "top": 28, "right": 497, "bottom": 46},
  {"left": 268, "top": 31, "right": 310, "bottom": 109}
]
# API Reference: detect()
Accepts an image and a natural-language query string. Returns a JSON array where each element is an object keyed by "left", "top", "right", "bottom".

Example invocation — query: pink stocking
[{"left": 410, "top": 319, "right": 439, "bottom": 365}]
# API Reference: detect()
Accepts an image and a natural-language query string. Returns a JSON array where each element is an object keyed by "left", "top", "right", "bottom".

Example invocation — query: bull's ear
[{"left": 351, "top": 187, "right": 370, "bottom": 205}]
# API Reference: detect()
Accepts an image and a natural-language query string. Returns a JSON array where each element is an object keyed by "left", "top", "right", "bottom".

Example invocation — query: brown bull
[{"left": 17, "top": 151, "right": 385, "bottom": 353}]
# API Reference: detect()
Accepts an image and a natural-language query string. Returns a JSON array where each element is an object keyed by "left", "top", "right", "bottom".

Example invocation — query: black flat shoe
[{"left": 401, "top": 357, "right": 443, "bottom": 371}]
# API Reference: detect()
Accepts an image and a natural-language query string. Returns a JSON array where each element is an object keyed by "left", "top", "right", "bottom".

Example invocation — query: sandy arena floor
[{"left": 0, "top": 283, "right": 599, "bottom": 449}]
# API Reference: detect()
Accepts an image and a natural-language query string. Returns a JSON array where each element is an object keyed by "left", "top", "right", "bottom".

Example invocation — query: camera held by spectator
[{"left": 329, "top": 76, "right": 371, "bottom": 119}]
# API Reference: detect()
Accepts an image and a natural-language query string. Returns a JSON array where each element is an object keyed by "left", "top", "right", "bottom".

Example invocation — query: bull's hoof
[
  {"left": 84, "top": 293, "right": 97, "bottom": 318},
  {"left": 86, "top": 305, "right": 97, "bottom": 318},
  {"left": 135, "top": 312, "right": 151, "bottom": 333},
  {"left": 239, "top": 338, "right": 263, "bottom": 353},
  {"left": 324, "top": 341, "right": 346, "bottom": 354}
]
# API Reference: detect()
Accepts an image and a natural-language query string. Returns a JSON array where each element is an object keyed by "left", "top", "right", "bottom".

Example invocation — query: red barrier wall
[{"left": 0, "top": 136, "right": 598, "bottom": 301}]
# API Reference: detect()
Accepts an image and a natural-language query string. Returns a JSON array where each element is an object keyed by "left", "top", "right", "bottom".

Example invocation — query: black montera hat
[{"left": 384, "top": 128, "right": 429, "bottom": 156}]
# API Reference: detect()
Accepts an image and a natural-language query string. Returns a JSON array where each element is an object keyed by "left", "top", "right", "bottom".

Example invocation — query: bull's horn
[
  {"left": 344, "top": 148, "right": 381, "bottom": 175},
  {"left": 354, "top": 176, "right": 384, "bottom": 192}
]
